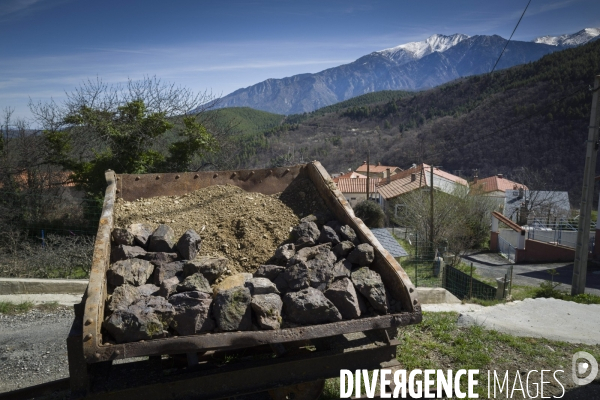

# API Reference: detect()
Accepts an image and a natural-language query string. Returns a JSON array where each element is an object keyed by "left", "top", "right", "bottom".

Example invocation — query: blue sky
[{"left": 1, "top": 0, "right": 599, "bottom": 121}]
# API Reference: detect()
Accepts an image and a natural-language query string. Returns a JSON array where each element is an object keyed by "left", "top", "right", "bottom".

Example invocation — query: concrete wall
[
  {"left": 343, "top": 192, "right": 379, "bottom": 208},
  {"left": 0, "top": 278, "right": 88, "bottom": 294}
]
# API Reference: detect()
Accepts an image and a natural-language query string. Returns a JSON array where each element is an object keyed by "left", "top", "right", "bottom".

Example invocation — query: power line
[{"left": 490, "top": 0, "right": 532, "bottom": 75}]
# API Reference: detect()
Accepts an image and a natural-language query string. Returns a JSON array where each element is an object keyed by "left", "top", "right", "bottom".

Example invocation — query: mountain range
[{"left": 215, "top": 28, "right": 600, "bottom": 115}]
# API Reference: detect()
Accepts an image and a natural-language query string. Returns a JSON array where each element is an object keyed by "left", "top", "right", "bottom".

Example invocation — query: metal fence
[
  {"left": 443, "top": 264, "right": 500, "bottom": 301},
  {"left": 498, "top": 235, "right": 516, "bottom": 263},
  {"left": 400, "top": 256, "right": 510, "bottom": 301}
]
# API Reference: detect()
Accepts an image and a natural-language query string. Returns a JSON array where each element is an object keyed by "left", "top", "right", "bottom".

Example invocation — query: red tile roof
[
  {"left": 387, "top": 164, "right": 467, "bottom": 186},
  {"left": 335, "top": 178, "right": 381, "bottom": 193},
  {"left": 377, "top": 172, "right": 427, "bottom": 199},
  {"left": 356, "top": 163, "right": 402, "bottom": 174},
  {"left": 471, "top": 175, "right": 527, "bottom": 193},
  {"left": 332, "top": 171, "right": 367, "bottom": 182}
]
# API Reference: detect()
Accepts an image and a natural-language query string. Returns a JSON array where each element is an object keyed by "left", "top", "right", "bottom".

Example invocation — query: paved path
[
  {"left": 456, "top": 297, "right": 600, "bottom": 345},
  {"left": 462, "top": 252, "right": 600, "bottom": 296}
]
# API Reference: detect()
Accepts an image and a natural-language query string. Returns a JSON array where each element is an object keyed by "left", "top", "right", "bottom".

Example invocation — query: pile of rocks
[{"left": 102, "top": 215, "right": 400, "bottom": 344}]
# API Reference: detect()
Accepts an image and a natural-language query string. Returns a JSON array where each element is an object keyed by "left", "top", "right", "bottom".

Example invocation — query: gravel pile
[
  {"left": 0, "top": 308, "right": 73, "bottom": 393},
  {"left": 113, "top": 181, "right": 328, "bottom": 274}
]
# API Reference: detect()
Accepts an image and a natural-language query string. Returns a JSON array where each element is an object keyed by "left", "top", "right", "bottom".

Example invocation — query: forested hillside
[{"left": 209, "top": 39, "right": 600, "bottom": 205}]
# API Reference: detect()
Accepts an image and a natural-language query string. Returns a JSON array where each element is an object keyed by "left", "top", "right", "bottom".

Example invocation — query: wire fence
[{"left": 498, "top": 236, "right": 516, "bottom": 263}]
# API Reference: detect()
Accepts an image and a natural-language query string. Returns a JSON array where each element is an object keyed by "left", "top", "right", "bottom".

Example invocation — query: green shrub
[{"left": 354, "top": 200, "right": 385, "bottom": 228}]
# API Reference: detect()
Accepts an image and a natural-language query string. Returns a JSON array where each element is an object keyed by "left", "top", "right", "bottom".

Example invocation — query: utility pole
[
  {"left": 430, "top": 164, "right": 434, "bottom": 256},
  {"left": 572, "top": 75, "right": 600, "bottom": 295}
]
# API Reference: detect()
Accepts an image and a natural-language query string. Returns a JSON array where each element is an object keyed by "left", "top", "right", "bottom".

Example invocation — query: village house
[
  {"left": 335, "top": 177, "right": 380, "bottom": 208},
  {"left": 355, "top": 162, "right": 402, "bottom": 179},
  {"left": 470, "top": 173, "right": 528, "bottom": 211},
  {"left": 377, "top": 163, "right": 468, "bottom": 213}
]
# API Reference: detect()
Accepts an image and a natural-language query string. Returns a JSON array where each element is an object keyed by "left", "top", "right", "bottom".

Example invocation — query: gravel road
[{"left": 0, "top": 307, "right": 73, "bottom": 394}]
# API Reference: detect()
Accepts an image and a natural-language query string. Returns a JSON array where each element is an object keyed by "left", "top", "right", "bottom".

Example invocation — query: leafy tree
[
  {"left": 386, "top": 186, "right": 495, "bottom": 264},
  {"left": 31, "top": 77, "right": 221, "bottom": 200}
]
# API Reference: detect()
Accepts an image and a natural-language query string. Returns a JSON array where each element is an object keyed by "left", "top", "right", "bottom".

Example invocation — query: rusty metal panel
[
  {"left": 94, "top": 309, "right": 420, "bottom": 362},
  {"left": 81, "top": 163, "right": 421, "bottom": 364},
  {"left": 117, "top": 166, "right": 306, "bottom": 201},
  {"left": 305, "top": 162, "right": 419, "bottom": 312},
  {"left": 82, "top": 170, "right": 116, "bottom": 362},
  {"left": 85, "top": 342, "right": 397, "bottom": 400}
]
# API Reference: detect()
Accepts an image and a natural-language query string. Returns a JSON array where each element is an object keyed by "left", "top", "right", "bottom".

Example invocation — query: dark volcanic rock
[
  {"left": 107, "top": 258, "right": 154, "bottom": 287},
  {"left": 133, "top": 296, "right": 175, "bottom": 328},
  {"left": 318, "top": 225, "right": 340, "bottom": 246},
  {"left": 283, "top": 262, "right": 310, "bottom": 291},
  {"left": 158, "top": 276, "right": 182, "bottom": 298},
  {"left": 291, "top": 243, "right": 332, "bottom": 264},
  {"left": 129, "top": 223, "right": 153, "bottom": 248},
  {"left": 244, "top": 278, "right": 280, "bottom": 295},
  {"left": 273, "top": 243, "right": 295, "bottom": 265},
  {"left": 331, "top": 259, "right": 352, "bottom": 280},
  {"left": 112, "top": 228, "right": 135, "bottom": 246},
  {"left": 350, "top": 267, "right": 388, "bottom": 313},
  {"left": 183, "top": 257, "right": 228, "bottom": 284},
  {"left": 103, "top": 296, "right": 174, "bottom": 343},
  {"left": 108, "top": 284, "right": 140, "bottom": 312},
  {"left": 213, "top": 286, "right": 253, "bottom": 331},
  {"left": 254, "top": 265, "right": 285, "bottom": 281},
  {"left": 291, "top": 221, "right": 320, "bottom": 242},
  {"left": 325, "top": 220, "right": 342, "bottom": 233},
  {"left": 143, "top": 252, "right": 180, "bottom": 266},
  {"left": 111, "top": 245, "right": 147, "bottom": 263},
  {"left": 307, "top": 258, "right": 335, "bottom": 291},
  {"left": 137, "top": 284, "right": 159, "bottom": 297},
  {"left": 176, "top": 273, "right": 212, "bottom": 294},
  {"left": 273, "top": 274, "right": 289, "bottom": 294},
  {"left": 176, "top": 229, "right": 202, "bottom": 260},
  {"left": 300, "top": 211, "right": 334, "bottom": 227},
  {"left": 333, "top": 241, "right": 355, "bottom": 259},
  {"left": 104, "top": 308, "right": 165, "bottom": 343},
  {"left": 152, "top": 261, "right": 184, "bottom": 286},
  {"left": 283, "top": 287, "right": 342, "bottom": 325},
  {"left": 251, "top": 293, "right": 283, "bottom": 330},
  {"left": 347, "top": 243, "right": 374, "bottom": 266},
  {"left": 168, "top": 291, "right": 215, "bottom": 335},
  {"left": 148, "top": 224, "right": 176, "bottom": 253},
  {"left": 294, "top": 236, "right": 316, "bottom": 249},
  {"left": 324, "top": 277, "right": 361, "bottom": 319},
  {"left": 339, "top": 225, "right": 358, "bottom": 244}
]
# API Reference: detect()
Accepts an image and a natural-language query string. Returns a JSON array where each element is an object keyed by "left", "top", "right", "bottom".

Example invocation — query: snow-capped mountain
[
  {"left": 377, "top": 33, "right": 470, "bottom": 65},
  {"left": 533, "top": 27, "right": 600, "bottom": 46},
  {"left": 215, "top": 28, "right": 598, "bottom": 115}
]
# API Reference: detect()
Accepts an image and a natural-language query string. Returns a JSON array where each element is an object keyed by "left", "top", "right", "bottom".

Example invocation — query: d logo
[{"left": 572, "top": 351, "right": 598, "bottom": 386}]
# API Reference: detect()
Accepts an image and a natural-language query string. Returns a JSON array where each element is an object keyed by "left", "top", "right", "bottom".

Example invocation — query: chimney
[
  {"left": 473, "top": 171, "right": 478, "bottom": 184},
  {"left": 363, "top": 161, "right": 367, "bottom": 165},
  {"left": 518, "top": 187, "right": 524, "bottom": 199},
  {"left": 411, "top": 173, "right": 416, "bottom": 182},
  {"left": 386, "top": 168, "right": 391, "bottom": 184},
  {"left": 377, "top": 162, "right": 381, "bottom": 166},
  {"left": 497, "top": 173, "right": 503, "bottom": 179}
]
